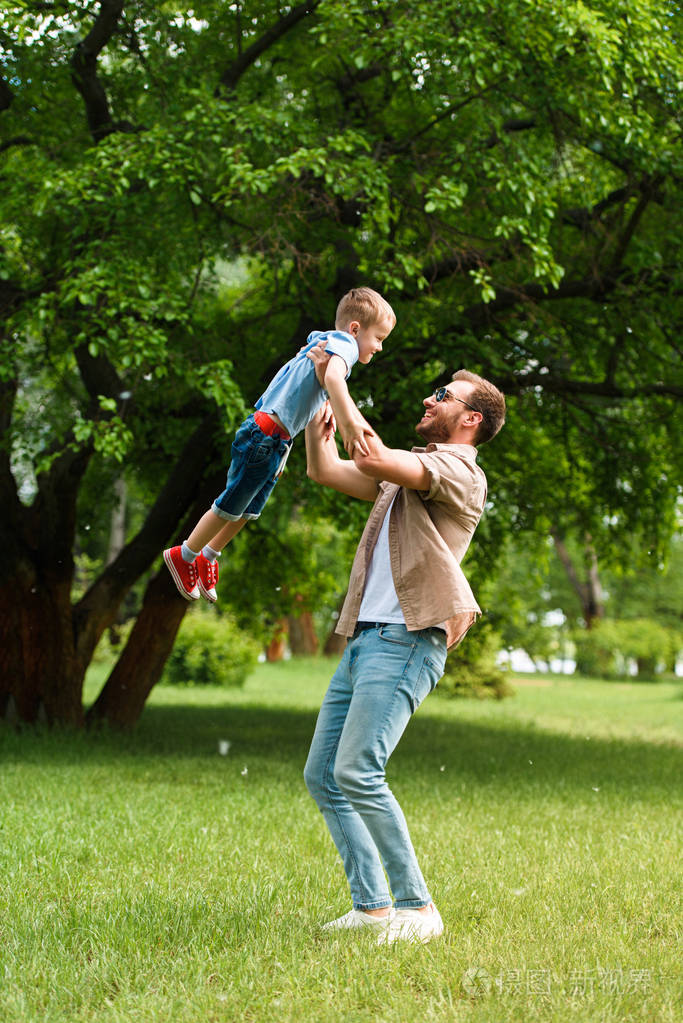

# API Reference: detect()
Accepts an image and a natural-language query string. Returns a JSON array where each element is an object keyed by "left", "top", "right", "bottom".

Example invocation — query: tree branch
[
  {"left": 0, "top": 374, "right": 23, "bottom": 547},
  {"left": 483, "top": 117, "right": 537, "bottom": 149},
  {"left": 610, "top": 179, "right": 659, "bottom": 269},
  {"left": 70, "top": 1, "right": 126, "bottom": 142},
  {"left": 393, "top": 79, "right": 508, "bottom": 152},
  {"left": 74, "top": 342, "right": 125, "bottom": 411},
  {"left": 0, "top": 136, "right": 36, "bottom": 154},
  {"left": 461, "top": 273, "right": 616, "bottom": 326},
  {"left": 561, "top": 186, "right": 632, "bottom": 231},
  {"left": 0, "top": 76, "right": 14, "bottom": 112},
  {"left": 215, "top": 0, "right": 320, "bottom": 94}
]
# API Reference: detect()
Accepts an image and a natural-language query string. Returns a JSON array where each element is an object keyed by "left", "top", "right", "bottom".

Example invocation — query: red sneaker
[
  {"left": 196, "top": 552, "right": 219, "bottom": 603},
  {"left": 163, "top": 546, "right": 200, "bottom": 600}
]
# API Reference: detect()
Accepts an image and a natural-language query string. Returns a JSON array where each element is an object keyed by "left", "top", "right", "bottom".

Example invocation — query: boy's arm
[
  {"left": 305, "top": 404, "right": 379, "bottom": 502},
  {"left": 322, "top": 354, "right": 376, "bottom": 457},
  {"left": 352, "top": 431, "right": 432, "bottom": 491}
]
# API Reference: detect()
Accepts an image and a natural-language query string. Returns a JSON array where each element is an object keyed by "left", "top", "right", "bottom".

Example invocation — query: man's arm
[
  {"left": 305, "top": 343, "right": 430, "bottom": 492},
  {"left": 305, "top": 404, "right": 379, "bottom": 501},
  {"left": 352, "top": 432, "right": 432, "bottom": 491}
]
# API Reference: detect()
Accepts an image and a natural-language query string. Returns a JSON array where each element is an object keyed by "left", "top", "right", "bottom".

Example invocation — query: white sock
[
  {"left": 181, "top": 541, "right": 199, "bottom": 563},
  {"left": 202, "top": 545, "right": 220, "bottom": 562}
]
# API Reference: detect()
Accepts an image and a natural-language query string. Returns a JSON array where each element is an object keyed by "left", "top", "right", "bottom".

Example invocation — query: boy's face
[{"left": 350, "top": 315, "right": 394, "bottom": 364}]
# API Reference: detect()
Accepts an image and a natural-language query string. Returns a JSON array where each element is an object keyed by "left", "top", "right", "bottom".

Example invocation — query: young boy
[{"left": 163, "top": 287, "right": 395, "bottom": 602}]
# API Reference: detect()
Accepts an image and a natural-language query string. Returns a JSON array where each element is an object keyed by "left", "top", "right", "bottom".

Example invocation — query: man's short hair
[
  {"left": 452, "top": 369, "right": 506, "bottom": 444},
  {"left": 335, "top": 287, "right": 396, "bottom": 329}
]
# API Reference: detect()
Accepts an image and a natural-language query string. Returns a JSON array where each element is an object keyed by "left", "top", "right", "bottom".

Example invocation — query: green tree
[
  {"left": 1, "top": 1, "right": 681, "bottom": 726},
  {"left": 487, "top": 528, "right": 683, "bottom": 674}
]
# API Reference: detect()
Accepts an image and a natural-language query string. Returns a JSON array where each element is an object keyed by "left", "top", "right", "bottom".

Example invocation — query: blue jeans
[
  {"left": 304, "top": 623, "right": 447, "bottom": 910},
  {"left": 212, "top": 415, "right": 292, "bottom": 522}
]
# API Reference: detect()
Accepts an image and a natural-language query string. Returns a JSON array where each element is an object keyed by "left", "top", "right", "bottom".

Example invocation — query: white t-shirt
[
  {"left": 357, "top": 495, "right": 447, "bottom": 632},
  {"left": 358, "top": 497, "right": 405, "bottom": 624}
]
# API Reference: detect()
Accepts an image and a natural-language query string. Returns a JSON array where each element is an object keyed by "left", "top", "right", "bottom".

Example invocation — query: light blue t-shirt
[{"left": 254, "top": 329, "right": 359, "bottom": 437}]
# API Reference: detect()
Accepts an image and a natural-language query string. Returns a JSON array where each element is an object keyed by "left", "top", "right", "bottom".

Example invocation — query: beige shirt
[{"left": 336, "top": 443, "right": 487, "bottom": 650}]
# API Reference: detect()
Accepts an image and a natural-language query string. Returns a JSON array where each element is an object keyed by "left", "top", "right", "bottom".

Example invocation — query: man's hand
[
  {"left": 306, "top": 340, "right": 332, "bottom": 387},
  {"left": 321, "top": 400, "right": 336, "bottom": 441},
  {"left": 309, "top": 401, "right": 336, "bottom": 444}
]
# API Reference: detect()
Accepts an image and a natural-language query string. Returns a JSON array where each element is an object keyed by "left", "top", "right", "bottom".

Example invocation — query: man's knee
[
  {"left": 333, "top": 758, "right": 371, "bottom": 801},
  {"left": 303, "top": 756, "right": 324, "bottom": 804}
]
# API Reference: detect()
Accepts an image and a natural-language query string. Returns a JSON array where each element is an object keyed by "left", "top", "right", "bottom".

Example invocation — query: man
[{"left": 303, "top": 357, "right": 506, "bottom": 945}]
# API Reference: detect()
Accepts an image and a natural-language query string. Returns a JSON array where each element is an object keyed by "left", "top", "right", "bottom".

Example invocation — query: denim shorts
[{"left": 212, "top": 414, "right": 292, "bottom": 522}]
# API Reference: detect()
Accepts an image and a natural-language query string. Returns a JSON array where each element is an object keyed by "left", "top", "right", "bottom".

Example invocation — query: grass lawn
[{"left": 1, "top": 661, "right": 681, "bottom": 1022}]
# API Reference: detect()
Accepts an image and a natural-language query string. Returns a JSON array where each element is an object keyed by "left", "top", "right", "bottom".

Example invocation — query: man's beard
[{"left": 415, "top": 414, "right": 451, "bottom": 444}]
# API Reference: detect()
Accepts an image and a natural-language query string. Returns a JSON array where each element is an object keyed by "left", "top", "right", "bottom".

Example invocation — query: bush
[
  {"left": 436, "top": 620, "right": 514, "bottom": 700},
  {"left": 573, "top": 618, "right": 683, "bottom": 680},
  {"left": 163, "top": 611, "right": 261, "bottom": 687}
]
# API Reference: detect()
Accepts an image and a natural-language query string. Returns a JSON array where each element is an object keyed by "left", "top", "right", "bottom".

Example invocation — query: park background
[{"left": 1, "top": 2, "right": 681, "bottom": 1021}]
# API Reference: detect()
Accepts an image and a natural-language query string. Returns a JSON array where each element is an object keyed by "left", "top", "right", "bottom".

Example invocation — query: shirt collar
[{"left": 410, "top": 442, "right": 479, "bottom": 461}]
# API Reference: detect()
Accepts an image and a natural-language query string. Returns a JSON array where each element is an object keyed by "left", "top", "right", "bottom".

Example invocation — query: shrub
[
  {"left": 436, "top": 621, "right": 514, "bottom": 700},
  {"left": 163, "top": 611, "right": 261, "bottom": 687},
  {"left": 573, "top": 618, "right": 683, "bottom": 680}
]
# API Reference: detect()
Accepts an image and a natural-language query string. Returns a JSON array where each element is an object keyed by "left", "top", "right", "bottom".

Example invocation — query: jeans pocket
[
  {"left": 409, "top": 654, "right": 443, "bottom": 713},
  {"left": 230, "top": 419, "right": 252, "bottom": 456},
  {"left": 247, "top": 436, "right": 277, "bottom": 467},
  {"left": 377, "top": 624, "right": 414, "bottom": 647}
]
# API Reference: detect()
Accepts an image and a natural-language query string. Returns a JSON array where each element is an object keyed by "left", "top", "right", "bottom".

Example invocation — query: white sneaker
[
  {"left": 322, "top": 908, "right": 394, "bottom": 932},
  {"left": 377, "top": 902, "right": 444, "bottom": 945}
]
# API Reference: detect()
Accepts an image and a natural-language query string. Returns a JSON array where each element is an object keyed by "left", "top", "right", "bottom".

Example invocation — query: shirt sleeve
[
  {"left": 321, "top": 331, "right": 360, "bottom": 378},
  {"left": 415, "top": 451, "right": 487, "bottom": 514}
]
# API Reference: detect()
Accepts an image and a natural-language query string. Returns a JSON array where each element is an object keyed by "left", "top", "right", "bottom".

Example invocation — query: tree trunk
[
  {"left": 86, "top": 565, "right": 187, "bottom": 728},
  {"left": 266, "top": 620, "right": 288, "bottom": 661},
  {"left": 551, "top": 530, "right": 605, "bottom": 628},
  {"left": 636, "top": 656, "right": 656, "bottom": 680},
  {"left": 323, "top": 628, "right": 346, "bottom": 656},
  {"left": 0, "top": 413, "right": 91, "bottom": 726},
  {"left": 86, "top": 475, "right": 226, "bottom": 729},
  {"left": 107, "top": 476, "right": 127, "bottom": 564},
  {"left": 0, "top": 560, "right": 85, "bottom": 727},
  {"left": 323, "top": 591, "right": 348, "bottom": 655},
  {"left": 287, "top": 610, "right": 319, "bottom": 655}
]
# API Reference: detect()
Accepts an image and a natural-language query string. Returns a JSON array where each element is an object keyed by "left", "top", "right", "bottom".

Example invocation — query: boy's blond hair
[{"left": 335, "top": 287, "right": 396, "bottom": 330}]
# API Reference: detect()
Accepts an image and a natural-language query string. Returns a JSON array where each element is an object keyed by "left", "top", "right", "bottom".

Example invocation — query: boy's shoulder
[
  {"left": 305, "top": 328, "right": 356, "bottom": 346},
  {"left": 305, "top": 329, "right": 359, "bottom": 378}
]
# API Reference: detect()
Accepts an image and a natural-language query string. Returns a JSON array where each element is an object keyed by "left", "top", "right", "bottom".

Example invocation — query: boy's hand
[
  {"left": 340, "top": 420, "right": 376, "bottom": 458},
  {"left": 306, "top": 340, "right": 332, "bottom": 386}
]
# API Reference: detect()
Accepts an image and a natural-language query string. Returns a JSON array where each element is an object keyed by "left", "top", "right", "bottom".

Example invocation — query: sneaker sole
[
  {"left": 163, "top": 550, "right": 200, "bottom": 601},
  {"left": 197, "top": 579, "right": 217, "bottom": 603},
  {"left": 378, "top": 915, "right": 444, "bottom": 946}
]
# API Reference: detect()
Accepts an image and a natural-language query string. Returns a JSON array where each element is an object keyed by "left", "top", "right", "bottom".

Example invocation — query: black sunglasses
[{"left": 433, "top": 386, "right": 481, "bottom": 415}]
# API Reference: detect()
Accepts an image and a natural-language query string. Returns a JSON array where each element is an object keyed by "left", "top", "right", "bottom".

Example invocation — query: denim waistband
[{"left": 353, "top": 621, "right": 445, "bottom": 639}]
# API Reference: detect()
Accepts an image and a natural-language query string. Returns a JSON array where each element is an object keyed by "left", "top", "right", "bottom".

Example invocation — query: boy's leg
[
  {"left": 164, "top": 416, "right": 281, "bottom": 600},
  {"left": 186, "top": 509, "right": 238, "bottom": 554},
  {"left": 206, "top": 516, "right": 248, "bottom": 552}
]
